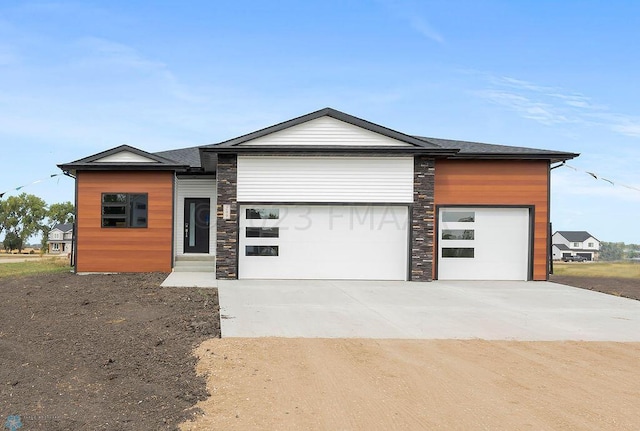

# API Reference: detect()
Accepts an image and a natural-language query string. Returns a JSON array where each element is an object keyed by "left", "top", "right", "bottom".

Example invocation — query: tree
[
  {"left": 48, "top": 201, "right": 75, "bottom": 226},
  {"left": 0, "top": 193, "right": 47, "bottom": 253},
  {"left": 599, "top": 242, "right": 625, "bottom": 261},
  {"left": 3, "top": 231, "right": 22, "bottom": 253}
]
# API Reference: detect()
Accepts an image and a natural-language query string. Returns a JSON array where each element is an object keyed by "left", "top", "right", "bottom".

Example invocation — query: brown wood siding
[
  {"left": 434, "top": 160, "right": 550, "bottom": 280},
  {"left": 76, "top": 171, "right": 174, "bottom": 272}
]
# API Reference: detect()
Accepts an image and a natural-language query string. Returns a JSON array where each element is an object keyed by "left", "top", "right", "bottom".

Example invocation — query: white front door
[
  {"left": 437, "top": 207, "right": 530, "bottom": 280},
  {"left": 238, "top": 205, "right": 409, "bottom": 280}
]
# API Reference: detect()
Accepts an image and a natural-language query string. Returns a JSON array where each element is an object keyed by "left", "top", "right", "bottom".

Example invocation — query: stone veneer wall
[
  {"left": 411, "top": 156, "right": 435, "bottom": 281},
  {"left": 216, "top": 154, "right": 238, "bottom": 279}
]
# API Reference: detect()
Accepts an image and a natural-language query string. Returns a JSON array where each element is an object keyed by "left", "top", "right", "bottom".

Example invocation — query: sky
[{"left": 1, "top": 0, "right": 640, "bottom": 243}]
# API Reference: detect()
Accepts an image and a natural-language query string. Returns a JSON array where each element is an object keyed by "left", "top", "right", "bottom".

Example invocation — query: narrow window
[
  {"left": 246, "top": 227, "right": 279, "bottom": 238},
  {"left": 442, "top": 248, "right": 474, "bottom": 258},
  {"left": 442, "top": 211, "right": 475, "bottom": 223},
  {"left": 246, "top": 208, "right": 279, "bottom": 219},
  {"left": 102, "top": 193, "right": 148, "bottom": 228},
  {"left": 442, "top": 229, "right": 474, "bottom": 240},
  {"left": 246, "top": 246, "right": 279, "bottom": 256}
]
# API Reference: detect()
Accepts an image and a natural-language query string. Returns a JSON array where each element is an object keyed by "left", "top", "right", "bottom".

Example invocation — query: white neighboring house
[
  {"left": 552, "top": 231, "right": 600, "bottom": 261},
  {"left": 48, "top": 223, "right": 74, "bottom": 256}
]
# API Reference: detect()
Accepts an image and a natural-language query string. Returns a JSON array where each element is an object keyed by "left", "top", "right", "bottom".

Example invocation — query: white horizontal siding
[
  {"left": 95, "top": 151, "right": 157, "bottom": 163},
  {"left": 240, "top": 116, "right": 413, "bottom": 147},
  {"left": 175, "top": 178, "right": 217, "bottom": 256},
  {"left": 237, "top": 156, "right": 414, "bottom": 203}
]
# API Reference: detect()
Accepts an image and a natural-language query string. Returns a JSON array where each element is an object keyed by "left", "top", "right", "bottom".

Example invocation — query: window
[
  {"left": 246, "top": 208, "right": 279, "bottom": 219},
  {"left": 246, "top": 227, "right": 279, "bottom": 238},
  {"left": 588, "top": 242, "right": 594, "bottom": 248},
  {"left": 102, "top": 193, "right": 148, "bottom": 228},
  {"left": 442, "top": 211, "right": 475, "bottom": 223},
  {"left": 442, "top": 229, "right": 474, "bottom": 240},
  {"left": 52, "top": 243, "right": 60, "bottom": 251},
  {"left": 442, "top": 248, "right": 474, "bottom": 258},
  {"left": 246, "top": 245, "right": 279, "bottom": 256},
  {"left": 573, "top": 242, "right": 580, "bottom": 247}
]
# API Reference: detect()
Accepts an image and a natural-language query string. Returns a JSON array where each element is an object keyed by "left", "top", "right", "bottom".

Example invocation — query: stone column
[
  {"left": 216, "top": 154, "right": 238, "bottom": 279},
  {"left": 411, "top": 156, "right": 435, "bottom": 281}
]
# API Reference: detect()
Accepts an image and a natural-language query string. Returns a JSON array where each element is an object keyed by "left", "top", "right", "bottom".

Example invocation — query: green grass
[
  {"left": 0, "top": 258, "right": 71, "bottom": 278},
  {"left": 553, "top": 261, "right": 640, "bottom": 279}
]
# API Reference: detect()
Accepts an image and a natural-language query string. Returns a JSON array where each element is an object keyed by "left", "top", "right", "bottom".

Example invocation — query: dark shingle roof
[
  {"left": 416, "top": 136, "right": 576, "bottom": 162},
  {"left": 154, "top": 146, "right": 202, "bottom": 168},
  {"left": 555, "top": 231, "right": 598, "bottom": 242},
  {"left": 553, "top": 244, "right": 571, "bottom": 250},
  {"left": 52, "top": 223, "right": 73, "bottom": 232}
]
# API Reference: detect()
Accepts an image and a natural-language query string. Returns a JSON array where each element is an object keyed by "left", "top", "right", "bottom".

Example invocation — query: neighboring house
[
  {"left": 48, "top": 223, "right": 74, "bottom": 255},
  {"left": 58, "top": 108, "right": 578, "bottom": 281},
  {"left": 552, "top": 231, "right": 600, "bottom": 261}
]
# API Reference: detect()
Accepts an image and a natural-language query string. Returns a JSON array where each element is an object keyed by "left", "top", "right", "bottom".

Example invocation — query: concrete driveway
[{"left": 217, "top": 279, "right": 640, "bottom": 341}]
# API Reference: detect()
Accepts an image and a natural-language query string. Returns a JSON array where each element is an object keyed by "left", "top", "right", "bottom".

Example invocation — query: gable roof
[
  {"left": 51, "top": 223, "right": 73, "bottom": 233},
  {"left": 202, "top": 108, "right": 458, "bottom": 156},
  {"left": 553, "top": 243, "right": 571, "bottom": 250},
  {"left": 554, "top": 231, "right": 599, "bottom": 243},
  {"left": 58, "top": 145, "right": 190, "bottom": 172}
]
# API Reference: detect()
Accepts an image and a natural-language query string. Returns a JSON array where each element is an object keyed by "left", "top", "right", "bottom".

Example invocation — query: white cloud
[
  {"left": 478, "top": 74, "right": 640, "bottom": 138},
  {"left": 378, "top": 0, "right": 444, "bottom": 44}
]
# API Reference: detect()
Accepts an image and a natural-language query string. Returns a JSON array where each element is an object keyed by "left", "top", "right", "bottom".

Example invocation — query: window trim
[{"left": 101, "top": 193, "right": 148, "bottom": 228}]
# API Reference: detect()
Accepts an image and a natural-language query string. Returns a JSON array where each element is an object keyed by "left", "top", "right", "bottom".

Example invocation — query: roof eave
[
  {"left": 447, "top": 152, "right": 579, "bottom": 163},
  {"left": 57, "top": 163, "right": 189, "bottom": 172},
  {"left": 201, "top": 146, "right": 459, "bottom": 157}
]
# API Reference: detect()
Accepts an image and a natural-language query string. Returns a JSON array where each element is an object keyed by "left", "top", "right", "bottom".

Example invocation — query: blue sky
[{"left": 1, "top": 1, "right": 640, "bottom": 242}]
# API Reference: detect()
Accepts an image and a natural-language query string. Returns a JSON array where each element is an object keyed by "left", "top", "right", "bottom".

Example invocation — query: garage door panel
[
  {"left": 438, "top": 207, "right": 530, "bottom": 281},
  {"left": 239, "top": 205, "right": 408, "bottom": 280}
]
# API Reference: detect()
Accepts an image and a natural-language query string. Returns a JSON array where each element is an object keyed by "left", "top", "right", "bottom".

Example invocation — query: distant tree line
[
  {"left": 599, "top": 242, "right": 640, "bottom": 261},
  {"left": 0, "top": 193, "right": 74, "bottom": 253}
]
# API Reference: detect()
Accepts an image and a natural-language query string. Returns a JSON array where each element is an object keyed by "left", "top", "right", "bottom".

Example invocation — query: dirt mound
[{"left": 0, "top": 272, "right": 220, "bottom": 430}]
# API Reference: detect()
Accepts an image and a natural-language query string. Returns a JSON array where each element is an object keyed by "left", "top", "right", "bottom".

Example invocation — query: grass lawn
[
  {"left": 0, "top": 258, "right": 71, "bottom": 278},
  {"left": 552, "top": 261, "right": 640, "bottom": 279}
]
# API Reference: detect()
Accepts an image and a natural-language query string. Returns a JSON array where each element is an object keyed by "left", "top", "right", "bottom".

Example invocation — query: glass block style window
[{"left": 102, "top": 193, "right": 148, "bottom": 228}]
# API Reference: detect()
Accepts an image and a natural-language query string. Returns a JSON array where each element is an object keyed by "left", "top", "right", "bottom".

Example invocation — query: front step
[{"left": 174, "top": 255, "right": 216, "bottom": 273}]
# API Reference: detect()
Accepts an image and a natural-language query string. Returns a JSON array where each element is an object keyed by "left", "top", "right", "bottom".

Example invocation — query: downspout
[{"left": 62, "top": 170, "right": 77, "bottom": 271}]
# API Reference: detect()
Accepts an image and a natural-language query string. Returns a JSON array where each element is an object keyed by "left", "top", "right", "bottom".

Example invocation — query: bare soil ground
[
  {"left": 550, "top": 274, "right": 640, "bottom": 300},
  {"left": 182, "top": 338, "right": 640, "bottom": 431},
  {"left": 0, "top": 272, "right": 220, "bottom": 431}
]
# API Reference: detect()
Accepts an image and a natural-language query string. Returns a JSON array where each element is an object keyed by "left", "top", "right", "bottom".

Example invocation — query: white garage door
[
  {"left": 437, "top": 207, "right": 530, "bottom": 281},
  {"left": 239, "top": 205, "right": 409, "bottom": 280}
]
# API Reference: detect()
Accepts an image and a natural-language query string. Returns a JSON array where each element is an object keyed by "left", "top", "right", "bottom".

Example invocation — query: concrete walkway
[
  {"left": 217, "top": 279, "right": 640, "bottom": 341},
  {"left": 161, "top": 272, "right": 217, "bottom": 288}
]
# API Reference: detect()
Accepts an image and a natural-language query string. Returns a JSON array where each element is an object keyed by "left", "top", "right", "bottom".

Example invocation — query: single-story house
[
  {"left": 552, "top": 231, "right": 600, "bottom": 261},
  {"left": 48, "top": 223, "right": 74, "bottom": 256},
  {"left": 58, "top": 108, "right": 578, "bottom": 281}
]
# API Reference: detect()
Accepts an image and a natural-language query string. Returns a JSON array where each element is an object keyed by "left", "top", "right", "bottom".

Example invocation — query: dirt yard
[
  {"left": 3, "top": 272, "right": 640, "bottom": 431},
  {"left": 0, "top": 272, "right": 220, "bottom": 431},
  {"left": 550, "top": 274, "right": 640, "bottom": 300},
  {"left": 182, "top": 338, "right": 640, "bottom": 431}
]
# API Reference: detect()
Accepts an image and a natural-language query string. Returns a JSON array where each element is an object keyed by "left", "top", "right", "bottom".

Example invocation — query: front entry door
[{"left": 184, "top": 198, "right": 210, "bottom": 253}]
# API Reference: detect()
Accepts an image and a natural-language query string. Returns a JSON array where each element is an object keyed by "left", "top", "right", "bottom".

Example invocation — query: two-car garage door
[{"left": 239, "top": 205, "right": 409, "bottom": 280}]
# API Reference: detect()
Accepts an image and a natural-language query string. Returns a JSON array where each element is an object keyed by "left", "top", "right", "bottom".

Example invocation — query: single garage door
[
  {"left": 437, "top": 207, "right": 531, "bottom": 280},
  {"left": 239, "top": 205, "right": 409, "bottom": 280}
]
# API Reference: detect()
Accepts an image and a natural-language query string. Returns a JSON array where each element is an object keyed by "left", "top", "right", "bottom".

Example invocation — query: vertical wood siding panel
[
  {"left": 76, "top": 171, "right": 174, "bottom": 272},
  {"left": 434, "top": 160, "right": 550, "bottom": 281},
  {"left": 237, "top": 156, "right": 414, "bottom": 203}
]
